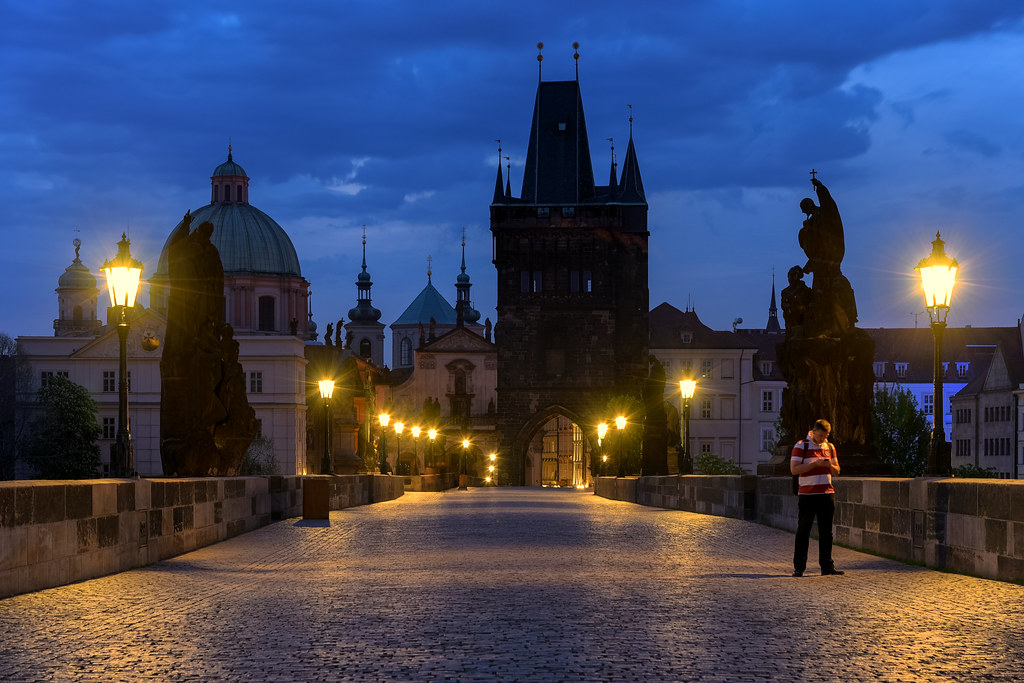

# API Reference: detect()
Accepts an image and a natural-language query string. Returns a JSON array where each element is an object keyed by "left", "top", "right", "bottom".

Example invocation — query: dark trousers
[{"left": 794, "top": 493, "right": 835, "bottom": 572}]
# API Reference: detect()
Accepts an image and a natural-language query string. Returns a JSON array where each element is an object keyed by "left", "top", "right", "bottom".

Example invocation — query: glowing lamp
[
  {"left": 318, "top": 379, "right": 335, "bottom": 400},
  {"left": 102, "top": 233, "right": 143, "bottom": 308}
]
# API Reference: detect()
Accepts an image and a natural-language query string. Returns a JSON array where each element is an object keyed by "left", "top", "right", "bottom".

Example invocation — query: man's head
[
  {"left": 811, "top": 419, "right": 831, "bottom": 443},
  {"left": 800, "top": 198, "right": 816, "bottom": 216}
]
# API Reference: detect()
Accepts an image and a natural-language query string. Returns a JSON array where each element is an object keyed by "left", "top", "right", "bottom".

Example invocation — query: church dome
[
  {"left": 212, "top": 154, "right": 247, "bottom": 179},
  {"left": 58, "top": 257, "right": 97, "bottom": 290},
  {"left": 154, "top": 203, "right": 302, "bottom": 277}
]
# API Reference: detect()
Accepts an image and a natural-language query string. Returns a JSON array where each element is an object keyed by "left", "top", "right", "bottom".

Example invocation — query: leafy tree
[
  {"left": 695, "top": 452, "right": 746, "bottom": 475},
  {"left": 951, "top": 463, "right": 999, "bottom": 479},
  {"left": 241, "top": 434, "right": 279, "bottom": 475},
  {"left": 20, "top": 375, "right": 101, "bottom": 479},
  {"left": 0, "top": 332, "right": 18, "bottom": 479},
  {"left": 872, "top": 386, "right": 930, "bottom": 477}
]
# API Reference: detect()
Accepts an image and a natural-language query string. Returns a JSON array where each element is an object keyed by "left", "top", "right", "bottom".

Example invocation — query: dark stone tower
[{"left": 490, "top": 72, "right": 649, "bottom": 485}]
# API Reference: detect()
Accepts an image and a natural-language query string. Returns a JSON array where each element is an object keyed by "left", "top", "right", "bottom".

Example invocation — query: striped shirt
[{"left": 791, "top": 437, "right": 836, "bottom": 495}]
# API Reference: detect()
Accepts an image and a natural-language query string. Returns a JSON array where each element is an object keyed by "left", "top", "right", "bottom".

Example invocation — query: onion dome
[{"left": 58, "top": 239, "right": 98, "bottom": 290}]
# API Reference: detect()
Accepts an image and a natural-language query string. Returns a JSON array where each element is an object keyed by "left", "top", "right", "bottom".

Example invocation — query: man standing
[{"left": 791, "top": 419, "right": 844, "bottom": 576}]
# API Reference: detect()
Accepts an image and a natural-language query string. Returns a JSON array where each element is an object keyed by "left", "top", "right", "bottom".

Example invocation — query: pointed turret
[
  {"left": 618, "top": 132, "right": 646, "bottom": 203},
  {"left": 492, "top": 143, "right": 505, "bottom": 204},
  {"left": 347, "top": 229, "right": 382, "bottom": 324},
  {"left": 520, "top": 80, "right": 596, "bottom": 204},
  {"left": 345, "top": 228, "right": 386, "bottom": 365}
]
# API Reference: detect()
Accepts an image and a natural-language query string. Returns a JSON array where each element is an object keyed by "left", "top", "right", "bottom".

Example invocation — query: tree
[
  {"left": 951, "top": 463, "right": 998, "bottom": 479},
  {"left": 695, "top": 452, "right": 746, "bottom": 475},
  {"left": 19, "top": 375, "right": 102, "bottom": 479},
  {"left": 872, "top": 386, "right": 930, "bottom": 477},
  {"left": 241, "top": 434, "right": 279, "bottom": 475}
]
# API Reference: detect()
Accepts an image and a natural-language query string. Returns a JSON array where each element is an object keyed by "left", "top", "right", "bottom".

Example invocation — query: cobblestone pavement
[{"left": 2, "top": 489, "right": 1023, "bottom": 682}]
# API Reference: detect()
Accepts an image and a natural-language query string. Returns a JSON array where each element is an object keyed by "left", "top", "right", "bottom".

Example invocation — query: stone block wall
[
  {"left": 602, "top": 475, "right": 1024, "bottom": 583},
  {"left": 0, "top": 474, "right": 405, "bottom": 599}
]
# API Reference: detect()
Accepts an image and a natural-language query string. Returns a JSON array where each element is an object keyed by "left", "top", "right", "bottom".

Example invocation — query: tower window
[
  {"left": 400, "top": 337, "right": 412, "bottom": 367},
  {"left": 214, "top": 185, "right": 219, "bottom": 202},
  {"left": 359, "top": 338, "right": 371, "bottom": 358},
  {"left": 258, "top": 296, "right": 276, "bottom": 331},
  {"left": 237, "top": 184, "right": 243, "bottom": 202}
]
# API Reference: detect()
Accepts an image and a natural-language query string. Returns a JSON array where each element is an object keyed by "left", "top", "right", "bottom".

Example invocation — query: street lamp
[
  {"left": 428, "top": 428, "right": 437, "bottom": 471},
  {"left": 459, "top": 438, "right": 470, "bottom": 490},
  {"left": 394, "top": 421, "right": 404, "bottom": 474},
  {"left": 102, "top": 233, "right": 142, "bottom": 477},
  {"left": 378, "top": 412, "right": 390, "bottom": 473},
  {"left": 487, "top": 452, "right": 496, "bottom": 485},
  {"left": 317, "top": 379, "right": 335, "bottom": 475},
  {"left": 615, "top": 416, "right": 627, "bottom": 477},
  {"left": 916, "top": 231, "right": 958, "bottom": 476},
  {"left": 679, "top": 379, "right": 697, "bottom": 475},
  {"left": 595, "top": 422, "right": 609, "bottom": 487},
  {"left": 411, "top": 425, "right": 421, "bottom": 474}
]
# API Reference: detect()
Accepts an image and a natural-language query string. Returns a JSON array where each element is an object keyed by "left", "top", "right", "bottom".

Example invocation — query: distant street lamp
[
  {"left": 394, "top": 421, "right": 404, "bottom": 474},
  {"left": 916, "top": 232, "right": 958, "bottom": 476},
  {"left": 679, "top": 379, "right": 697, "bottom": 475},
  {"left": 615, "top": 416, "right": 627, "bottom": 477},
  {"left": 411, "top": 425, "right": 421, "bottom": 473},
  {"left": 459, "top": 438, "right": 470, "bottom": 490},
  {"left": 378, "top": 412, "right": 390, "bottom": 473},
  {"left": 487, "top": 452, "right": 497, "bottom": 485},
  {"left": 595, "top": 422, "right": 609, "bottom": 488},
  {"left": 101, "top": 233, "right": 142, "bottom": 477},
  {"left": 317, "top": 379, "right": 335, "bottom": 475},
  {"left": 428, "top": 428, "right": 437, "bottom": 471}
]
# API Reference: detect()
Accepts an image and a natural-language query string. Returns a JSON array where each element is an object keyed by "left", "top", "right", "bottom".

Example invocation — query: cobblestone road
[{"left": 2, "top": 488, "right": 1023, "bottom": 682}]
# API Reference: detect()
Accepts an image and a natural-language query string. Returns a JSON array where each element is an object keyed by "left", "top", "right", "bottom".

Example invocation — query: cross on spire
[{"left": 810, "top": 168, "right": 818, "bottom": 182}]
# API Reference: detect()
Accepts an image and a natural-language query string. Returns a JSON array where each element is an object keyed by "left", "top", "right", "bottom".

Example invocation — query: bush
[
  {"left": 872, "top": 387, "right": 930, "bottom": 477},
  {"left": 241, "top": 434, "right": 279, "bottom": 475},
  {"left": 951, "top": 463, "right": 998, "bottom": 479},
  {"left": 695, "top": 452, "right": 746, "bottom": 475}
]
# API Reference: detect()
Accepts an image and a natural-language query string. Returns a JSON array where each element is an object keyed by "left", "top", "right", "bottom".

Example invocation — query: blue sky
[{"left": 3, "top": 1, "right": 1024, "bottom": 355}]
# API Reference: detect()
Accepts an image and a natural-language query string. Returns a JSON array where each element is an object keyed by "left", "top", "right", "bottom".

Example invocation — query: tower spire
[
  {"left": 455, "top": 227, "right": 481, "bottom": 325},
  {"left": 573, "top": 41, "right": 580, "bottom": 81},
  {"left": 766, "top": 270, "right": 781, "bottom": 332},
  {"left": 537, "top": 42, "right": 544, "bottom": 83},
  {"left": 348, "top": 224, "right": 382, "bottom": 325},
  {"left": 493, "top": 140, "right": 505, "bottom": 203},
  {"left": 607, "top": 137, "right": 617, "bottom": 190}
]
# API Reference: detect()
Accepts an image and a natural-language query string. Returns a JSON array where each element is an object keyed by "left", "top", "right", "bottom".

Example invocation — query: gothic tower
[
  {"left": 345, "top": 228, "right": 386, "bottom": 366},
  {"left": 490, "top": 68, "right": 649, "bottom": 485}
]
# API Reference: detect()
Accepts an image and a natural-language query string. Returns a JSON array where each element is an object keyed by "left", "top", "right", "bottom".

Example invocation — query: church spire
[
  {"left": 347, "top": 226, "right": 382, "bottom": 324},
  {"left": 607, "top": 138, "right": 617, "bottom": 190},
  {"left": 492, "top": 140, "right": 505, "bottom": 204},
  {"left": 766, "top": 271, "right": 781, "bottom": 332},
  {"left": 455, "top": 228, "right": 481, "bottom": 325}
]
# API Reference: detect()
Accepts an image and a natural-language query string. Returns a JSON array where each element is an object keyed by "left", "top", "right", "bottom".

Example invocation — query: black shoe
[
  {"left": 821, "top": 568, "right": 845, "bottom": 576},
  {"left": 792, "top": 570, "right": 804, "bottom": 577}
]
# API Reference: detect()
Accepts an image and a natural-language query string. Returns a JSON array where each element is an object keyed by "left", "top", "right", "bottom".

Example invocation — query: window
[
  {"left": 761, "top": 428, "right": 775, "bottom": 453},
  {"left": 249, "top": 371, "right": 263, "bottom": 394},
  {"left": 681, "top": 332, "right": 693, "bottom": 344},
  {"left": 258, "top": 296, "right": 276, "bottom": 331},
  {"left": 873, "top": 362, "right": 885, "bottom": 378},
  {"left": 700, "top": 360, "right": 713, "bottom": 379},
  {"left": 957, "top": 362, "right": 969, "bottom": 377},
  {"left": 761, "top": 390, "right": 774, "bottom": 413},
  {"left": 700, "top": 443, "right": 713, "bottom": 455},
  {"left": 681, "top": 359, "right": 693, "bottom": 375},
  {"left": 359, "top": 338, "right": 371, "bottom": 358},
  {"left": 895, "top": 362, "right": 908, "bottom": 378},
  {"left": 561, "top": 207, "right": 575, "bottom": 218},
  {"left": 923, "top": 394, "right": 934, "bottom": 415},
  {"left": 400, "top": 337, "right": 413, "bottom": 367},
  {"left": 701, "top": 398, "right": 712, "bottom": 419},
  {"left": 569, "top": 270, "right": 593, "bottom": 293},
  {"left": 102, "top": 417, "right": 116, "bottom": 439},
  {"left": 40, "top": 371, "right": 68, "bottom": 389},
  {"left": 237, "top": 184, "right": 243, "bottom": 201},
  {"left": 224, "top": 184, "right": 231, "bottom": 201},
  {"left": 103, "top": 371, "right": 116, "bottom": 392},
  {"left": 761, "top": 361, "right": 774, "bottom": 376},
  {"left": 532, "top": 270, "right": 543, "bottom": 293},
  {"left": 536, "top": 207, "right": 549, "bottom": 218},
  {"left": 956, "top": 440, "right": 971, "bottom": 458},
  {"left": 214, "top": 185, "right": 219, "bottom": 202}
]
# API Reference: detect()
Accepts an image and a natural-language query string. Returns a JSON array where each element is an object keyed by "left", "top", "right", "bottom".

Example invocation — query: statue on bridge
[{"left": 762, "top": 175, "right": 884, "bottom": 475}]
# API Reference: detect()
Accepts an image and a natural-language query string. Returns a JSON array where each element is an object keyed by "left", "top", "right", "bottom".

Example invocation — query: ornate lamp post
[
  {"left": 378, "top": 412, "right": 390, "bottom": 473},
  {"left": 486, "top": 452, "right": 497, "bottom": 485},
  {"left": 317, "top": 379, "right": 335, "bottom": 475},
  {"left": 615, "top": 416, "right": 627, "bottom": 477},
  {"left": 679, "top": 379, "right": 697, "bottom": 475},
  {"left": 411, "top": 425, "right": 421, "bottom": 474},
  {"left": 101, "top": 233, "right": 142, "bottom": 477},
  {"left": 394, "top": 421, "right": 404, "bottom": 474},
  {"left": 916, "top": 232, "right": 958, "bottom": 476}
]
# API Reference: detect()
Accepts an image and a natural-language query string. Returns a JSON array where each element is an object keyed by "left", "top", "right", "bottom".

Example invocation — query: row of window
[
  {"left": 955, "top": 408, "right": 973, "bottom": 424},
  {"left": 42, "top": 370, "right": 265, "bottom": 396},
  {"left": 873, "top": 361, "right": 969, "bottom": 379},
  {"left": 984, "top": 405, "right": 1012, "bottom": 422},
  {"left": 519, "top": 270, "right": 593, "bottom": 294},
  {"left": 984, "top": 437, "right": 1012, "bottom": 457},
  {"left": 661, "top": 359, "right": 725, "bottom": 380},
  {"left": 213, "top": 183, "right": 244, "bottom": 203}
]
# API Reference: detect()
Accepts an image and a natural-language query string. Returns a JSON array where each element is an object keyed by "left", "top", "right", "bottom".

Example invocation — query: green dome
[
  {"left": 57, "top": 257, "right": 97, "bottom": 290},
  {"left": 213, "top": 152, "right": 247, "bottom": 178},
  {"left": 154, "top": 203, "right": 301, "bottom": 278}
]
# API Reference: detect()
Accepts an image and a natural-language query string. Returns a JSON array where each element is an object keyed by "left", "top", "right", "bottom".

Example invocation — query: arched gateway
[{"left": 491, "top": 65, "right": 649, "bottom": 485}]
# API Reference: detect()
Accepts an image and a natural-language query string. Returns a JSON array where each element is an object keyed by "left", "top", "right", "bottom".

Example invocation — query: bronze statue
[
  {"left": 160, "top": 212, "right": 258, "bottom": 476},
  {"left": 765, "top": 177, "right": 883, "bottom": 475},
  {"left": 335, "top": 320, "right": 343, "bottom": 347},
  {"left": 324, "top": 323, "right": 333, "bottom": 347}
]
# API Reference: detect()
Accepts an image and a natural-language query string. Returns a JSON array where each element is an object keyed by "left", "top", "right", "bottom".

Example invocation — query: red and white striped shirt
[{"left": 791, "top": 436, "right": 837, "bottom": 495}]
